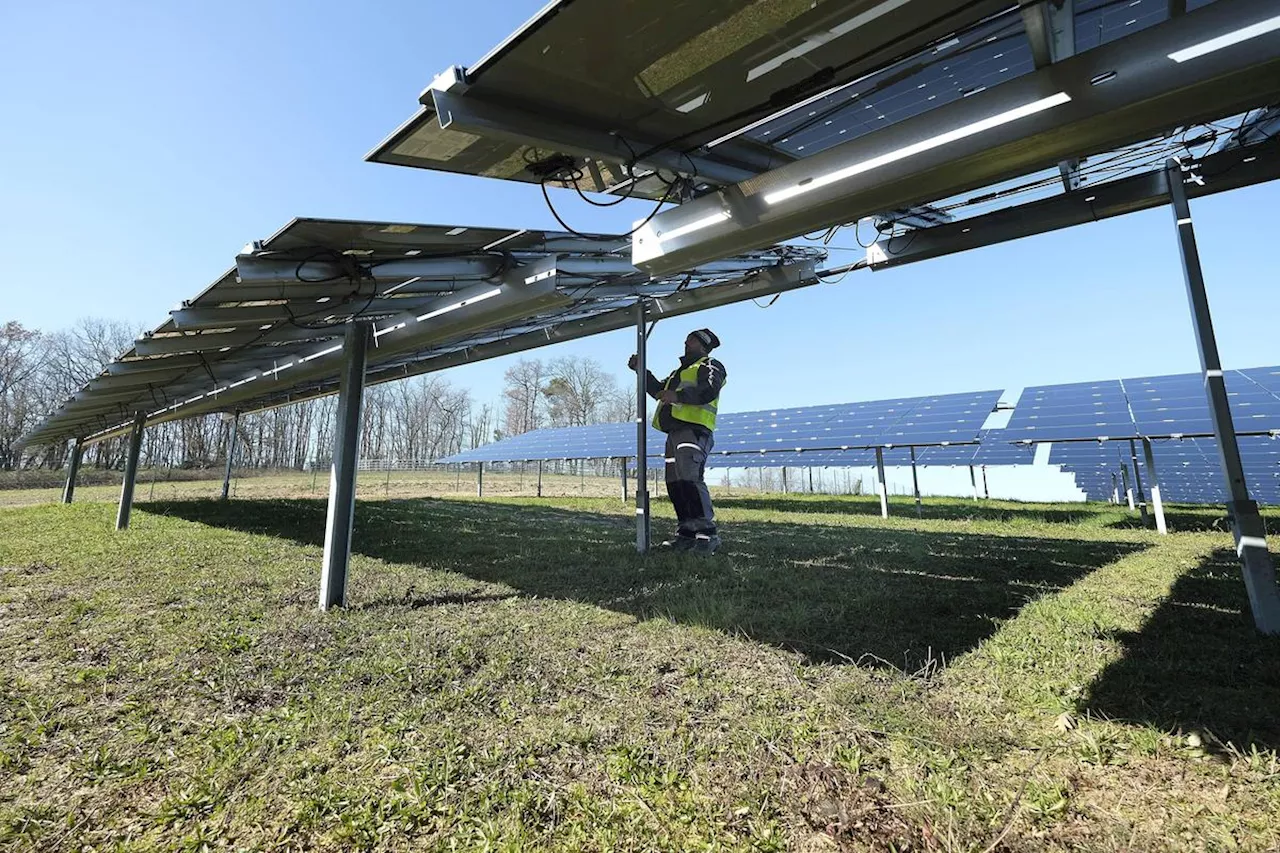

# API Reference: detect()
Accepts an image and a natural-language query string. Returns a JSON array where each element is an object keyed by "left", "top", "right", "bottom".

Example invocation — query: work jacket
[{"left": 646, "top": 354, "right": 727, "bottom": 433}]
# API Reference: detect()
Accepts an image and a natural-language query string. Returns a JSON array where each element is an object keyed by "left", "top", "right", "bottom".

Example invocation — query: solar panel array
[
  {"left": 1003, "top": 370, "right": 1280, "bottom": 443},
  {"left": 23, "top": 219, "right": 820, "bottom": 447},
  {"left": 1050, "top": 437, "right": 1280, "bottom": 505},
  {"left": 443, "top": 391, "right": 1002, "bottom": 466}
]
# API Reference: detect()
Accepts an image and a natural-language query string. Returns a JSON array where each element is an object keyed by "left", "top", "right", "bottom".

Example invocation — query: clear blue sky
[{"left": 3, "top": 0, "right": 1278, "bottom": 418}]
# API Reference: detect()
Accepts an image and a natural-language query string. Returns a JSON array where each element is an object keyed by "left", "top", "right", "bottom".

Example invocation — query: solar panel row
[
  {"left": 1049, "top": 437, "right": 1280, "bottom": 505},
  {"left": 444, "top": 391, "right": 1001, "bottom": 465},
  {"left": 1003, "top": 369, "right": 1280, "bottom": 442}
]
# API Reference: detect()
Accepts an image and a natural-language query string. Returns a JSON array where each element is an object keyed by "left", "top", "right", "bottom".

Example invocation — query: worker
[{"left": 628, "top": 328, "right": 727, "bottom": 555}]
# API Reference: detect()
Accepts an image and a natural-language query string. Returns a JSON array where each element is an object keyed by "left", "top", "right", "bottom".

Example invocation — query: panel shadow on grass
[
  {"left": 1107, "top": 506, "right": 1233, "bottom": 534},
  {"left": 1082, "top": 547, "right": 1280, "bottom": 750},
  {"left": 715, "top": 496, "right": 1103, "bottom": 526},
  {"left": 143, "top": 498, "right": 1144, "bottom": 671}
]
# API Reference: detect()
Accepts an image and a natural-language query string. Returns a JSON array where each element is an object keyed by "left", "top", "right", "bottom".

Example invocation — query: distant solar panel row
[
  {"left": 443, "top": 391, "right": 1002, "bottom": 465},
  {"left": 1049, "top": 437, "right": 1280, "bottom": 505},
  {"left": 1002, "top": 368, "right": 1280, "bottom": 442}
]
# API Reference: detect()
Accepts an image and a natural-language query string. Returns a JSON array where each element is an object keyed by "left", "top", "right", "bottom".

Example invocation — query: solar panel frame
[{"left": 22, "top": 218, "right": 823, "bottom": 447}]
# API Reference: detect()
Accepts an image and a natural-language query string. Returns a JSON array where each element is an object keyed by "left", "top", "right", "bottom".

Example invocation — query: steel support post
[
  {"left": 910, "top": 447, "right": 923, "bottom": 517},
  {"left": 1142, "top": 438, "right": 1168, "bottom": 535},
  {"left": 1167, "top": 160, "right": 1280, "bottom": 634},
  {"left": 982, "top": 465, "right": 990, "bottom": 500},
  {"left": 781, "top": 467, "right": 788, "bottom": 494},
  {"left": 477, "top": 462, "right": 484, "bottom": 497},
  {"left": 620, "top": 458, "right": 628, "bottom": 503},
  {"left": 808, "top": 467, "right": 814, "bottom": 493},
  {"left": 1129, "top": 439, "right": 1151, "bottom": 527},
  {"left": 634, "top": 301, "right": 651, "bottom": 552},
  {"left": 115, "top": 411, "right": 147, "bottom": 530},
  {"left": 1111, "top": 472, "right": 1120, "bottom": 505},
  {"left": 537, "top": 460, "right": 543, "bottom": 497},
  {"left": 319, "top": 322, "right": 372, "bottom": 612},
  {"left": 875, "top": 447, "right": 889, "bottom": 519},
  {"left": 1121, "top": 463, "right": 1135, "bottom": 510},
  {"left": 969, "top": 465, "right": 979, "bottom": 502},
  {"left": 220, "top": 413, "right": 239, "bottom": 501},
  {"left": 62, "top": 438, "right": 83, "bottom": 504}
]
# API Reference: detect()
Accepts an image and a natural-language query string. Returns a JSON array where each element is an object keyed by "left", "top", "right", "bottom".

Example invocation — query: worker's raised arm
[{"left": 628, "top": 353, "right": 667, "bottom": 400}]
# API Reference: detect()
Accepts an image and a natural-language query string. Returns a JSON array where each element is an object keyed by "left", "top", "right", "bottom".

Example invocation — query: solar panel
[
  {"left": 368, "top": 1, "right": 1019, "bottom": 198},
  {"left": 443, "top": 391, "right": 1003, "bottom": 466},
  {"left": 1004, "top": 369, "right": 1280, "bottom": 444},
  {"left": 1048, "top": 436, "right": 1280, "bottom": 505},
  {"left": 369, "top": 0, "right": 1200, "bottom": 210},
  {"left": 748, "top": 13, "right": 1036, "bottom": 161},
  {"left": 1002, "top": 379, "right": 1135, "bottom": 441},
  {"left": 23, "top": 218, "right": 821, "bottom": 448}
]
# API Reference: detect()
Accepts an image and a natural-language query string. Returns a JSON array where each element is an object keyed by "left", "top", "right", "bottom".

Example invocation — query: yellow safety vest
[{"left": 653, "top": 357, "right": 723, "bottom": 432}]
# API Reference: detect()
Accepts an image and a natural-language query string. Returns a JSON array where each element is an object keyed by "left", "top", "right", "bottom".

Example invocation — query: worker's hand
[
  {"left": 627, "top": 354, "right": 638, "bottom": 371},
  {"left": 658, "top": 390, "right": 677, "bottom": 404}
]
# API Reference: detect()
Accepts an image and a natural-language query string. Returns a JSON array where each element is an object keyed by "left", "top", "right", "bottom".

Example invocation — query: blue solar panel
[
  {"left": 1074, "top": 0, "right": 1170, "bottom": 54},
  {"left": 1005, "top": 368, "right": 1280, "bottom": 443},
  {"left": 1049, "top": 436, "right": 1280, "bottom": 505},
  {"left": 446, "top": 423, "right": 663, "bottom": 464},
  {"left": 748, "top": 15, "right": 1034, "bottom": 160},
  {"left": 1003, "top": 379, "right": 1135, "bottom": 441},
  {"left": 442, "top": 391, "right": 1000, "bottom": 465}
]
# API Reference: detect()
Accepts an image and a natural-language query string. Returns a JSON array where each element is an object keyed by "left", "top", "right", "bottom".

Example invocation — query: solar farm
[{"left": 4, "top": 1, "right": 1280, "bottom": 850}]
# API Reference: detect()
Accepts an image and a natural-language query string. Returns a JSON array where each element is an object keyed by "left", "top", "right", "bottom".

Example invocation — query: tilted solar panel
[
  {"left": 1005, "top": 369, "right": 1280, "bottom": 444},
  {"left": 23, "top": 218, "right": 820, "bottom": 448},
  {"left": 368, "top": 0, "right": 1017, "bottom": 198}
]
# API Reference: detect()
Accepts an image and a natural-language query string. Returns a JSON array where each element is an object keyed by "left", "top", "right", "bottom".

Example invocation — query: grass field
[{"left": 1, "top": 485, "right": 1278, "bottom": 851}]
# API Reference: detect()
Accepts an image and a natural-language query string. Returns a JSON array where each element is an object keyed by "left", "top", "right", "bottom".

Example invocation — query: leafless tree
[
  {"left": 0, "top": 322, "right": 43, "bottom": 469},
  {"left": 543, "top": 356, "right": 618, "bottom": 427},
  {"left": 502, "top": 358, "right": 547, "bottom": 438}
]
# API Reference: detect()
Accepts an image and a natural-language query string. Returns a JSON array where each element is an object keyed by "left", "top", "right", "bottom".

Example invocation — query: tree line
[{"left": 2, "top": 319, "right": 636, "bottom": 473}]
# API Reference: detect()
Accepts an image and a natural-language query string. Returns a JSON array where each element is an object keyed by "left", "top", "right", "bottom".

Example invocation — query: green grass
[{"left": 1, "top": 489, "right": 1278, "bottom": 851}]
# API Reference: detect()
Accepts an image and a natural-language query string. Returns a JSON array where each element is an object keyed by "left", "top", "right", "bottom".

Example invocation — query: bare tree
[
  {"left": 0, "top": 322, "right": 43, "bottom": 469},
  {"left": 502, "top": 358, "right": 547, "bottom": 437},
  {"left": 543, "top": 356, "right": 618, "bottom": 427}
]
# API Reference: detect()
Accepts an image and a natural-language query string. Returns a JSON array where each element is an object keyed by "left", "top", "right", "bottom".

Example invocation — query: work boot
[
  {"left": 691, "top": 534, "right": 722, "bottom": 556},
  {"left": 660, "top": 535, "right": 696, "bottom": 552}
]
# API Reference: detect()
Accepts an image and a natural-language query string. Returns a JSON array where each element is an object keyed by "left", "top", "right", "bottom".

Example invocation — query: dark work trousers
[{"left": 664, "top": 425, "right": 716, "bottom": 538}]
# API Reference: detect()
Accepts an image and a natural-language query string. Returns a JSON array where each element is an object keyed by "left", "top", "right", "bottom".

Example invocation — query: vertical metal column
[
  {"left": 477, "top": 462, "right": 484, "bottom": 497},
  {"left": 808, "top": 467, "right": 814, "bottom": 493},
  {"left": 537, "top": 460, "right": 543, "bottom": 497},
  {"left": 62, "top": 438, "right": 83, "bottom": 504},
  {"left": 910, "top": 447, "right": 923, "bottom": 517},
  {"left": 781, "top": 467, "right": 788, "bottom": 493},
  {"left": 634, "top": 300, "right": 651, "bottom": 552},
  {"left": 220, "top": 412, "right": 239, "bottom": 501},
  {"left": 319, "top": 322, "right": 371, "bottom": 612},
  {"left": 115, "top": 411, "right": 146, "bottom": 530},
  {"left": 620, "top": 458, "right": 628, "bottom": 502},
  {"left": 1142, "top": 438, "right": 1168, "bottom": 535},
  {"left": 1167, "top": 159, "right": 1280, "bottom": 634},
  {"left": 1111, "top": 472, "right": 1120, "bottom": 505},
  {"left": 874, "top": 447, "right": 889, "bottom": 518},
  {"left": 1128, "top": 439, "right": 1150, "bottom": 527},
  {"left": 1121, "top": 463, "right": 1135, "bottom": 510},
  {"left": 982, "top": 465, "right": 990, "bottom": 500},
  {"left": 969, "top": 465, "right": 979, "bottom": 501}
]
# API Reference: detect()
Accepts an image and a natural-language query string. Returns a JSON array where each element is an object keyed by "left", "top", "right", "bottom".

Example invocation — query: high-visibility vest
[{"left": 653, "top": 357, "right": 723, "bottom": 432}]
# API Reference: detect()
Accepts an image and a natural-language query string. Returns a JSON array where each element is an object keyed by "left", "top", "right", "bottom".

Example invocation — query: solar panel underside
[
  {"left": 25, "top": 218, "right": 816, "bottom": 446},
  {"left": 369, "top": 0, "right": 1206, "bottom": 220}
]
